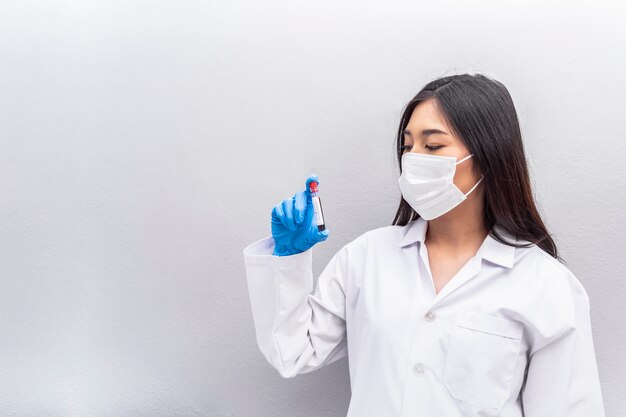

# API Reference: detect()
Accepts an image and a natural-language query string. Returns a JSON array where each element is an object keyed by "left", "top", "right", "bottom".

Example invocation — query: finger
[
  {"left": 309, "top": 228, "right": 329, "bottom": 245},
  {"left": 305, "top": 174, "right": 319, "bottom": 202},
  {"left": 294, "top": 191, "right": 306, "bottom": 224},
  {"left": 272, "top": 203, "right": 284, "bottom": 224},
  {"left": 305, "top": 173, "right": 319, "bottom": 184},
  {"left": 281, "top": 197, "right": 297, "bottom": 231}
]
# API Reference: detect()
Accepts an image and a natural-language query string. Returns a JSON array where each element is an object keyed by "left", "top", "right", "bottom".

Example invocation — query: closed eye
[{"left": 401, "top": 144, "right": 443, "bottom": 152}]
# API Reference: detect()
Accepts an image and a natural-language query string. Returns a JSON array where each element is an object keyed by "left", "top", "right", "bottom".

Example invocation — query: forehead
[
  {"left": 403, "top": 99, "right": 462, "bottom": 146},
  {"left": 406, "top": 99, "right": 449, "bottom": 132}
]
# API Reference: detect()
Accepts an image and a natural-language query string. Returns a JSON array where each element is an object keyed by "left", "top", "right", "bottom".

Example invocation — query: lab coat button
[
  {"left": 412, "top": 363, "right": 425, "bottom": 376},
  {"left": 425, "top": 310, "right": 436, "bottom": 322}
]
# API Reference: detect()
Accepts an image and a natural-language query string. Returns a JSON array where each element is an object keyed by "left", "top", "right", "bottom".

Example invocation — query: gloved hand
[{"left": 271, "top": 174, "right": 330, "bottom": 256}]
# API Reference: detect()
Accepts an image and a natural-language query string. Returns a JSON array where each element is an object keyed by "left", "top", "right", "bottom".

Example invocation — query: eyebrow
[{"left": 403, "top": 128, "right": 449, "bottom": 137}]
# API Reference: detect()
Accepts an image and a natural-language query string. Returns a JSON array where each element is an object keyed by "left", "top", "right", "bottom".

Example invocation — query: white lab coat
[{"left": 242, "top": 217, "right": 605, "bottom": 417}]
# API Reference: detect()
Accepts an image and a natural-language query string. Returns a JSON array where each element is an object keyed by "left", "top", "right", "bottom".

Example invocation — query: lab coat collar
[{"left": 398, "top": 217, "right": 517, "bottom": 269}]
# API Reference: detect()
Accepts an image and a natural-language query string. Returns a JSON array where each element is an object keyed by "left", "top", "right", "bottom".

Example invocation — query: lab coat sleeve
[
  {"left": 242, "top": 235, "right": 349, "bottom": 378},
  {"left": 521, "top": 273, "right": 605, "bottom": 416}
]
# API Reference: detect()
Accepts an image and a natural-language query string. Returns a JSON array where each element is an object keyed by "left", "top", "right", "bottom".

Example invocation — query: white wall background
[{"left": 1, "top": 0, "right": 624, "bottom": 416}]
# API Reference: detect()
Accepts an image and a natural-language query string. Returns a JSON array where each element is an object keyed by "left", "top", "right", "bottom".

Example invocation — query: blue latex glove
[{"left": 271, "top": 174, "right": 330, "bottom": 256}]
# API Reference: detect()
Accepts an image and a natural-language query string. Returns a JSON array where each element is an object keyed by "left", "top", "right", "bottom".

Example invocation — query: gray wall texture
[{"left": 0, "top": 1, "right": 624, "bottom": 416}]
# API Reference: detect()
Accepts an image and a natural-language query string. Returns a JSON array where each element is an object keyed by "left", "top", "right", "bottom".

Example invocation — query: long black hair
[{"left": 392, "top": 73, "right": 561, "bottom": 262}]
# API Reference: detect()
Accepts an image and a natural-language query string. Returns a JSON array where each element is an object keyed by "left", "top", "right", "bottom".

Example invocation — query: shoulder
[
  {"left": 514, "top": 244, "right": 589, "bottom": 303},
  {"left": 343, "top": 223, "right": 410, "bottom": 250},
  {"left": 329, "top": 224, "right": 411, "bottom": 286},
  {"left": 329, "top": 223, "right": 411, "bottom": 267},
  {"left": 504, "top": 240, "right": 593, "bottom": 352},
  {"left": 512, "top": 244, "right": 591, "bottom": 339}
]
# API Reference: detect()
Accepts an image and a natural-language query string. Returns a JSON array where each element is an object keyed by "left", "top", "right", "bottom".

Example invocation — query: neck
[{"left": 424, "top": 190, "right": 488, "bottom": 249}]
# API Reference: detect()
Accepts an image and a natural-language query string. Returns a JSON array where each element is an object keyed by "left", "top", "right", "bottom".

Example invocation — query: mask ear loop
[
  {"left": 453, "top": 153, "right": 483, "bottom": 196},
  {"left": 464, "top": 175, "right": 484, "bottom": 197},
  {"left": 455, "top": 153, "right": 474, "bottom": 165}
]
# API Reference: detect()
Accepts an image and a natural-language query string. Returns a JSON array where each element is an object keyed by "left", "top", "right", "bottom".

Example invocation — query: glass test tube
[{"left": 309, "top": 180, "right": 326, "bottom": 231}]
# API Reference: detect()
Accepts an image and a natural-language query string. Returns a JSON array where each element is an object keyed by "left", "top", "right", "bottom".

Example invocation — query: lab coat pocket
[{"left": 442, "top": 311, "right": 524, "bottom": 409}]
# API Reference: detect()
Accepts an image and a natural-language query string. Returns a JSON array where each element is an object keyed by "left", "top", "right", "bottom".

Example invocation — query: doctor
[{"left": 242, "top": 73, "right": 605, "bottom": 416}]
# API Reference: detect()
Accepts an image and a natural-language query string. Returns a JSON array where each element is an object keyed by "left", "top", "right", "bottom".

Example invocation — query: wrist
[{"left": 272, "top": 244, "right": 304, "bottom": 257}]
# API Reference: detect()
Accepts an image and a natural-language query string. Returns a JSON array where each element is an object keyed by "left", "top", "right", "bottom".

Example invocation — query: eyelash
[{"left": 401, "top": 144, "right": 443, "bottom": 151}]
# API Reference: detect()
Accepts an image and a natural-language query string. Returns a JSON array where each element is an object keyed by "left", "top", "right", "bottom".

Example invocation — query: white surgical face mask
[{"left": 398, "top": 152, "right": 484, "bottom": 220}]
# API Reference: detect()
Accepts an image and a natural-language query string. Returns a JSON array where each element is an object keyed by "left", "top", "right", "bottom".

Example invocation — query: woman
[{"left": 242, "top": 73, "right": 605, "bottom": 416}]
